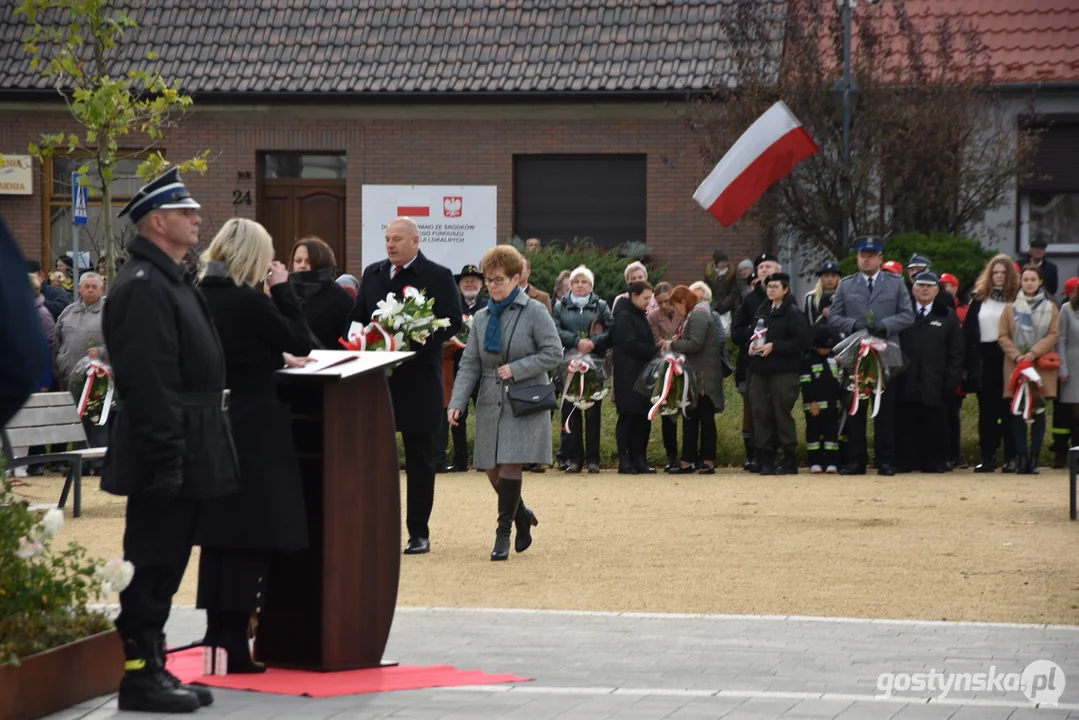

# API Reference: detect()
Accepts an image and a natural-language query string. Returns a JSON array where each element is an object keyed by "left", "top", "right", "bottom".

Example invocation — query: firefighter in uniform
[
  {"left": 827, "top": 236, "right": 915, "bottom": 475},
  {"left": 103, "top": 168, "right": 239, "bottom": 713}
]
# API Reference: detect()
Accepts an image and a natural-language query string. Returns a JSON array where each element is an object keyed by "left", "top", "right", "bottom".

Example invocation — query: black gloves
[
  {"left": 143, "top": 465, "right": 183, "bottom": 507},
  {"left": 867, "top": 323, "right": 887, "bottom": 338}
]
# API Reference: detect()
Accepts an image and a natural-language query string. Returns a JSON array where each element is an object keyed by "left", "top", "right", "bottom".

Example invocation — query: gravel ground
[{"left": 14, "top": 468, "right": 1079, "bottom": 624}]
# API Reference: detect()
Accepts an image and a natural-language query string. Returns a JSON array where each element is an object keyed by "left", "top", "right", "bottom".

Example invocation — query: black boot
[
  {"left": 118, "top": 632, "right": 201, "bottom": 713},
  {"left": 757, "top": 450, "right": 776, "bottom": 476},
  {"left": 633, "top": 455, "right": 657, "bottom": 474},
  {"left": 492, "top": 478, "right": 521, "bottom": 561},
  {"left": 156, "top": 632, "right": 214, "bottom": 705},
  {"left": 217, "top": 611, "right": 265, "bottom": 674},
  {"left": 1001, "top": 456, "right": 1019, "bottom": 473},
  {"left": 618, "top": 453, "right": 637, "bottom": 474},
  {"left": 974, "top": 457, "right": 996, "bottom": 473},
  {"left": 777, "top": 451, "right": 799, "bottom": 475},
  {"left": 514, "top": 498, "right": 538, "bottom": 553},
  {"left": 742, "top": 438, "right": 758, "bottom": 473}
]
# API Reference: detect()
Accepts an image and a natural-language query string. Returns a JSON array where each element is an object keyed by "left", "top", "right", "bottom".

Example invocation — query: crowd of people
[{"left": 6, "top": 164, "right": 1073, "bottom": 712}]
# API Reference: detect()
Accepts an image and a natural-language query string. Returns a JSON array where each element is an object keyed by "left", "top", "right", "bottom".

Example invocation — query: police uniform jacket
[
  {"left": 827, "top": 271, "right": 915, "bottom": 338},
  {"left": 348, "top": 251, "right": 463, "bottom": 435},
  {"left": 896, "top": 299, "right": 964, "bottom": 407},
  {"left": 101, "top": 236, "right": 239, "bottom": 498}
]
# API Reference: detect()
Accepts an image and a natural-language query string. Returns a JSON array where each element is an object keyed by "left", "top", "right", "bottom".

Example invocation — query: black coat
[
  {"left": 41, "top": 283, "right": 72, "bottom": 321},
  {"left": 294, "top": 280, "right": 355, "bottom": 350},
  {"left": 0, "top": 219, "right": 44, "bottom": 426},
  {"left": 897, "top": 301, "right": 964, "bottom": 407},
  {"left": 731, "top": 284, "right": 767, "bottom": 383},
  {"left": 611, "top": 296, "right": 658, "bottom": 414},
  {"left": 101, "top": 236, "right": 238, "bottom": 499},
  {"left": 348, "top": 251, "right": 462, "bottom": 434},
  {"left": 195, "top": 270, "right": 313, "bottom": 550},
  {"left": 748, "top": 294, "right": 810, "bottom": 377},
  {"left": 453, "top": 290, "right": 489, "bottom": 370},
  {"left": 1020, "top": 256, "right": 1059, "bottom": 296}
]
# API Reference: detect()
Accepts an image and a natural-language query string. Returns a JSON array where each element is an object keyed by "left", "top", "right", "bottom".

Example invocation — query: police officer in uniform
[
  {"left": 103, "top": 169, "right": 239, "bottom": 713},
  {"left": 894, "top": 272, "right": 964, "bottom": 473},
  {"left": 828, "top": 237, "right": 915, "bottom": 475}
]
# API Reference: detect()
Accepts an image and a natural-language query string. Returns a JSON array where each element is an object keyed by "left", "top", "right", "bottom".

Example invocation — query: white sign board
[
  {"left": 0, "top": 154, "right": 33, "bottom": 195},
  {"left": 361, "top": 185, "right": 497, "bottom": 271}
]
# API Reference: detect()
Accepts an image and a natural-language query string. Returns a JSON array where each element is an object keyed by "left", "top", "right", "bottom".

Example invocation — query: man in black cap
[
  {"left": 1021, "top": 232, "right": 1059, "bottom": 296},
  {"left": 828, "top": 236, "right": 915, "bottom": 475},
  {"left": 731, "top": 252, "right": 781, "bottom": 471},
  {"left": 435, "top": 264, "right": 487, "bottom": 473},
  {"left": 895, "top": 271, "right": 964, "bottom": 473},
  {"left": 104, "top": 167, "right": 239, "bottom": 713}
]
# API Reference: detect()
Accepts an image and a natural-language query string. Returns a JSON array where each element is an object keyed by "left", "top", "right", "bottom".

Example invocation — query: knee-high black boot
[
  {"left": 492, "top": 478, "right": 521, "bottom": 561},
  {"left": 514, "top": 499, "right": 538, "bottom": 553},
  {"left": 632, "top": 416, "right": 656, "bottom": 474},
  {"left": 615, "top": 414, "right": 635, "bottom": 474},
  {"left": 205, "top": 610, "right": 265, "bottom": 674}
]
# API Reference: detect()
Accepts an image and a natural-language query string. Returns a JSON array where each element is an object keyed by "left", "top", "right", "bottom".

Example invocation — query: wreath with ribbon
[
  {"left": 847, "top": 337, "right": 888, "bottom": 418},
  {"left": 647, "top": 353, "right": 693, "bottom": 420},
  {"left": 559, "top": 353, "right": 609, "bottom": 431},
  {"left": 1008, "top": 358, "right": 1046, "bottom": 422},
  {"left": 74, "top": 359, "right": 115, "bottom": 426}
]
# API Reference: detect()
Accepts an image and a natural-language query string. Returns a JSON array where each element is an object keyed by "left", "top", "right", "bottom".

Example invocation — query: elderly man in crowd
[{"left": 54, "top": 271, "right": 108, "bottom": 475}]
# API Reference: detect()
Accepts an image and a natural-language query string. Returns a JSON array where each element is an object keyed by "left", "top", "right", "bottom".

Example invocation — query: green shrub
[
  {"left": 0, "top": 464, "right": 131, "bottom": 663},
  {"left": 837, "top": 233, "right": 994, "bottom": 293},
  {"left": 511, "top": 237, "right": 667, "bottom": 305}
]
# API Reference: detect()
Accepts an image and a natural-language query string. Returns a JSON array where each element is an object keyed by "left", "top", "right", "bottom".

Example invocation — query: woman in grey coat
[
  {"left": 1056, "top": 284, "right": 1079, "bottom": 437},
  {"left": 449, "top": 245, "right": 562, "bottom": 561}
]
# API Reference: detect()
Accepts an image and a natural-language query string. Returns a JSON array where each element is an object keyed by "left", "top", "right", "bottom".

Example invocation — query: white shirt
[
  {"left": 979, "top": 297, "right": 1007, "bottom": 343},
  {"left": 861, "top": 271, "right": 881, "bottom": 287},
  {"left": 916, "top": 303, "right": 932, "bottom": 317}
]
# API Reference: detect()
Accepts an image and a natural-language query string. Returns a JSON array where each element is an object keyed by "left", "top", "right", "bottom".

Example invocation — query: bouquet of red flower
[
  {"left": 69, "top": 357, "right": 115, "bottom": 426},
  {"left": 447, "top": 314, "right": 472, "bottom": 350},
  {"left": 339, "top": 321, "right": 404, "bottom": 352}
]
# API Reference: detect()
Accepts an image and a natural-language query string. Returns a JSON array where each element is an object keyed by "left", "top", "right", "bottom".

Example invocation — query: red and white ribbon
[
  {"left": 848, "top": 338, "right": 887, "bottom": 418},
  {"left": 339, "top": 321, "right": 398, "bottom": 352},
  {"left": 560, "top": 357, "right": 592, "bottom": 432},
  {"left": 1008, "top": 359, "right": 1043, "bottom": 422},
  {"left": 77, "top": 360, "right": 114, "bottom": 426},
  {"left": 647, "top": 354, "right": 687, "bottom": 421}
]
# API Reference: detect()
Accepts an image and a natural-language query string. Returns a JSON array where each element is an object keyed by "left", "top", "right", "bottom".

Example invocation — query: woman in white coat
[{"left": 449, "top": 245, "right": 562, "bottom": 561}]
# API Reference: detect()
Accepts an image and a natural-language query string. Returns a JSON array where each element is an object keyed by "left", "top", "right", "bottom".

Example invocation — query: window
[
  {"left": 263, "top": 153, "right": 347, "bottom": 179},
  {"left": 514, "top": 155, "right": 647, "bottom": 248},
  {"left": 1018, "top": 121, "right": 1079, "bottom": 253},
  {"left": 43, "top": 156, "right": 145, "bottom": 269}
]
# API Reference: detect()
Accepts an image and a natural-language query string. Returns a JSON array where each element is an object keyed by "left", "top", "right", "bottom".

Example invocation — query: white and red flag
[
  {"left": 396, "top": 196, "right": 430, "bottom": 217},
  {"left": 692, "top": 101, "right": 820, "bottom": 227}
]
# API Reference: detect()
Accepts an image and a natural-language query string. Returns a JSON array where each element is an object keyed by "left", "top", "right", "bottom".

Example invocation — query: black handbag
[{"left": 501, "top": 306, "right": 560, "bottom": 417}]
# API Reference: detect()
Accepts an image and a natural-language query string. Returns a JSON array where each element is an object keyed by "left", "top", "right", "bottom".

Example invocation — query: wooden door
[{"left": 258, "top": 180, "right": 346, "bottom": 267}]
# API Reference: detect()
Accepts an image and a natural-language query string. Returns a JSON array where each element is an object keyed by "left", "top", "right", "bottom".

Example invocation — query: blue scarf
[{"left": 484, "top": 287, "right": 521, "bottom": 354}]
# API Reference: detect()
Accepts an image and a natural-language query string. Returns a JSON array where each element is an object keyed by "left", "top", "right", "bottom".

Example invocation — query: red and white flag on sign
[
  {"left": 396, "top": 197, "right": 430, "bottom": 217},
  {"left": 693, "top": 101, "right": 820, "bottom": 227}
]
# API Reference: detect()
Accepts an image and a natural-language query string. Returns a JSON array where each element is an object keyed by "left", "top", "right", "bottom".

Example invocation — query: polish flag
[
  {"left": 693, "top": 101, "right": 820, "bottom": 227},
  {"left": 396, "top": 197, "right": 430, "bottom": 217}
]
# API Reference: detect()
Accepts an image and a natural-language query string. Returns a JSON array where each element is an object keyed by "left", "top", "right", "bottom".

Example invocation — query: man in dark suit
[
  {"left": 349, "top": 217, "right": 462, "bottom": 555},
  {"left": 0, "top": 220, "right": 45, "bottom": 426},
  {"left": 828, "top": 236, "right": 915, "bottom": 476},
  {"left": 1021, "top": 233, "right": 1059, "bottom": 296}
]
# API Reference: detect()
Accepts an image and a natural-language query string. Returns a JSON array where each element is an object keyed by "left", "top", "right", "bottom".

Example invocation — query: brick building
[{"left": 0, "top": 1, "right": 770, "bottom": 284}]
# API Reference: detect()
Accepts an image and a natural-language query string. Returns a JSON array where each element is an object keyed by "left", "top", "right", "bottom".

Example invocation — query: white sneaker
[
  {"left": 825, "top": 465, "right": 838, "bottom": 474},
  {"left": 12, "top": 466, "right": 27, "bottom": 478},
  {"left": 810, "top": 464, "right": 823, "bottom": 474}
]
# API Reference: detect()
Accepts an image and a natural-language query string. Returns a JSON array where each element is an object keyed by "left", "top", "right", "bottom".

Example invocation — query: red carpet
[{"left": 166, "top": 648, "right": 530, "bottom": 697}]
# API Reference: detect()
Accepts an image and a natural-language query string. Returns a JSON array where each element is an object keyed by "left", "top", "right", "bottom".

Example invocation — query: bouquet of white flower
[{"left": 371, "top": 286, "right": 452, "bottom": 349}]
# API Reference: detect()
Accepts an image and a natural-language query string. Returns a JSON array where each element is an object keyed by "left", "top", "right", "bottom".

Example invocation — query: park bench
[{"left": 2, "top": 392, "right": 108, "bottom": 518}]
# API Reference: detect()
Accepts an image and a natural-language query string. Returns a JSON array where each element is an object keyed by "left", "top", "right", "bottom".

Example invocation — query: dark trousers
[
  {"left": 661, "top": 416, "right": 679, "bottom": 463},
  {"left": 561, "top": 400, "right": 601, "bottom": 464},
  {"left": 977, "top": 343, "right": 1016, "bottom": 463},
  {"left": 1011, "top": 413, "right": 1047, "bottom": 461},
  {"left": 749, "top": 373, "right": 801, "bottom": 457},
  {"left": 896, "top": 402, "right": 948, "bottom": 471},
  {"left": 435, "top": 389, "right": 476, "bottom": 467},
  {"left": 804, "top": 405, "right": 840, "bottom": 468},
  {"left": 196, "top": 547, "right": 269, "bottom": 613},
  {"left": 842, "top": 380, "right": 898, "bottom": 468},
  {"left": 947, "top": 394, "right": 964, "bottom": 462},
  {"left": 401, "top": 431, "right": 436, "bottom": 540},
  {"left": 1049, "top": 398, "right": 1072, "bottom": 454},
  {"left": 615, "top": 412, "right": 652, "bottom": 461},
  {"left": 682, "top": 394, "right": 717, "bottom": 464},
  {"left": 115, "top": 496, "right": 200, "bottom": 638}
]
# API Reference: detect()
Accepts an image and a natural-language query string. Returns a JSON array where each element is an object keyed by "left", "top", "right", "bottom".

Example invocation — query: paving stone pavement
[{"left": 47, "top": 607, "right": 1079, "bottom": 719}]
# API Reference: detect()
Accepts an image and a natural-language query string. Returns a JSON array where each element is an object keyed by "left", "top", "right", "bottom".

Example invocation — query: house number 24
[{"left": 232, "top": 190, "right": 252, "bottom": 205}]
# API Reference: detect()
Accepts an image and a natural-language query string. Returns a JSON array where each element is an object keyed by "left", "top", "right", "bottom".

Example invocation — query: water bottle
[{"left": 751, "top": 318, "right": 767, "bottom": 351}]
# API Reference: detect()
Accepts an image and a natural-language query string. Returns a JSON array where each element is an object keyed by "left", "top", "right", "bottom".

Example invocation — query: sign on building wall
[
  {"left": 0, "top": 155, "right": 33, "bottom": 195},
  {"left": 361, "top": 185, "right": 497, "bottom": 270}
]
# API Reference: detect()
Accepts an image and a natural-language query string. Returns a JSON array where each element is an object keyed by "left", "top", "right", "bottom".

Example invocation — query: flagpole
[{"left": 841, "top": 0, "right": 853, "bottom": 250}]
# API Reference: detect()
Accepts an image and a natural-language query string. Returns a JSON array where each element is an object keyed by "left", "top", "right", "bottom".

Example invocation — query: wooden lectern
[{"left": 254, "top": 350, "right": 414, "bottom": 671}]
